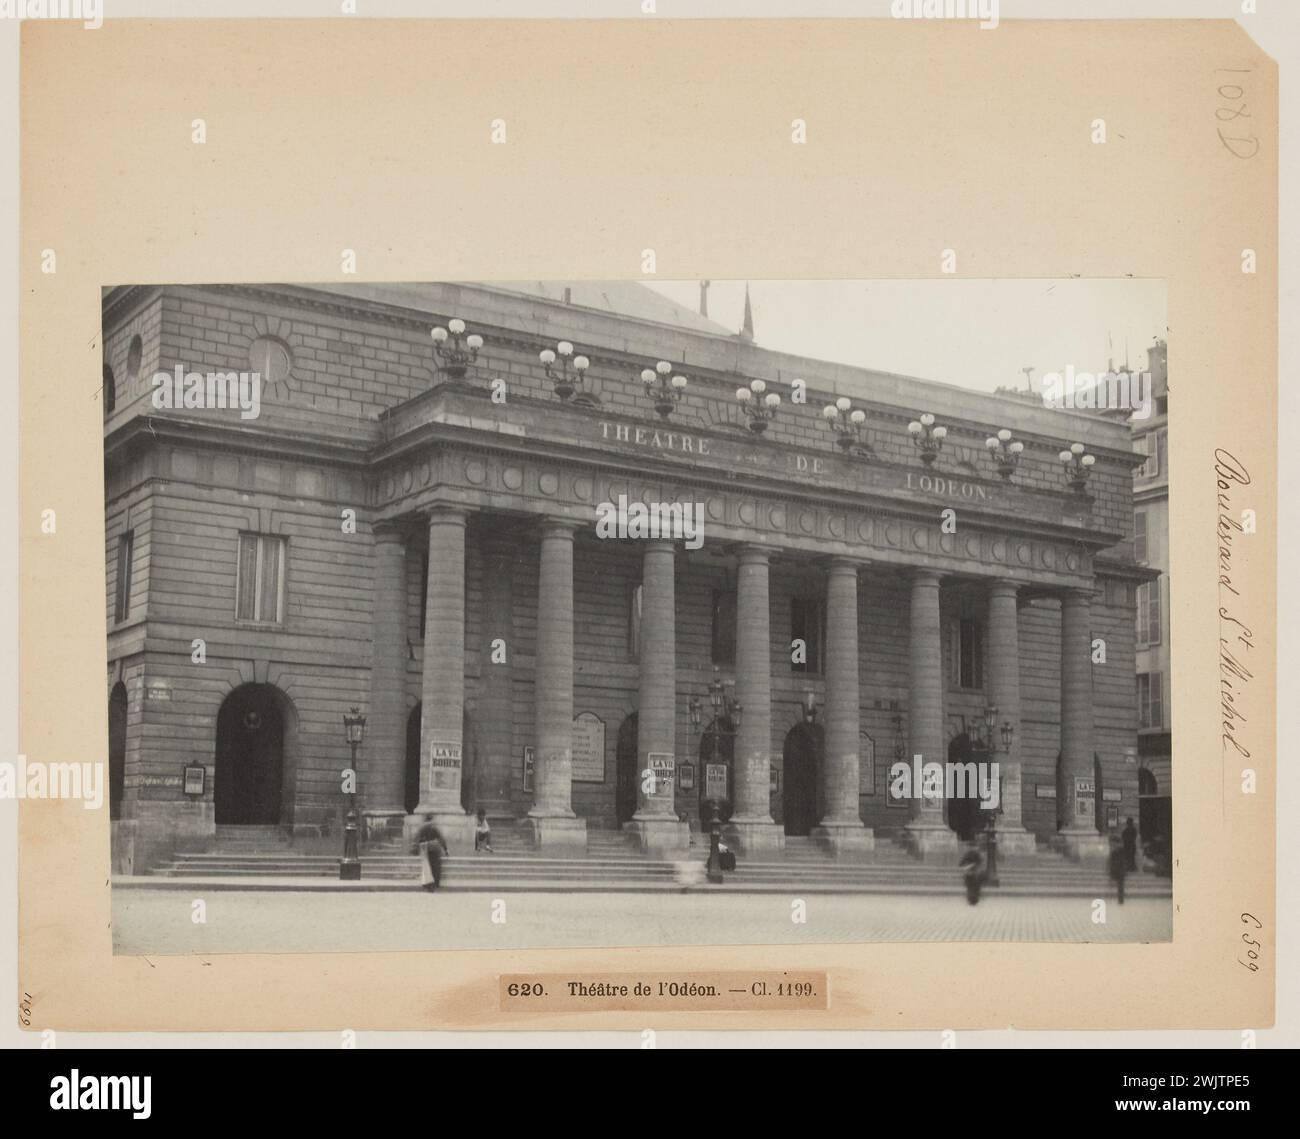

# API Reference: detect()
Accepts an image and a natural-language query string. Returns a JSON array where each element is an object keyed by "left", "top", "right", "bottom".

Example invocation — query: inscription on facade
[
  {"left": 601, "top": 421, "right": 711, "bottom": 455},
  {"left": 905, "top": 471, "right": 993, "bottom": 502}
]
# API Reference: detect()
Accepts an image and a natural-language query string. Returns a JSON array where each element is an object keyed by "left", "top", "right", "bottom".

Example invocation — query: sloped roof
[{"left": 308, "top": 280, "right": 736, "bottom": 338}]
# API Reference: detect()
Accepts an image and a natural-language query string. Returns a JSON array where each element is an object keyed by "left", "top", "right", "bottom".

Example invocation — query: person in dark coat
[
  {"left": 959, "top": 843, "right": 986, "bottom": 905},
  {"left": 1108, "top": 838, "right": 1127, "bottom": 905},
  {"left": 1122, "top": 817, "right": 1138, "bottom": 873},
  {"left": 412, "top": 815, "right": 449, "bottom": 891}
]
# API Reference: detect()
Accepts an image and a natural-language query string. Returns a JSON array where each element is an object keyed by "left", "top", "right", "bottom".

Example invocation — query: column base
[
  {"left": 525, "top": 815, "right": 588, "bottom": 852},
  {"left": 990, "top": 827, "right": 1039, "bottom": 861},
  {"left": 811, "top": 822, "right": 875, "bottom": 861},
  {"left": 1061, "top": 829, "right": 1110, "bottom": 866},
  {"left": 404, "top": 811, "right": 475, "bottom": 853},
  {"left": 902, "top": 821, "right": 961, "bottom": 862},
  {"left": 724, "top": 818, "right": 785, "bottom": 856},
  {"left": 626, "top": 817, "right": 691, "bottom": 857}
]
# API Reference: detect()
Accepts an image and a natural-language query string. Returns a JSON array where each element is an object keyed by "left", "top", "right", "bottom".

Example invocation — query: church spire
[{"left": 740, "top": 283, "right": 754, "bottom": 342}]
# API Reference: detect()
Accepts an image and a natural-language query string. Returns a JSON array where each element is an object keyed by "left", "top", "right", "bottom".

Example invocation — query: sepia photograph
[{"left": 102, "top": 277, "right": 1174, "bottom": 954}]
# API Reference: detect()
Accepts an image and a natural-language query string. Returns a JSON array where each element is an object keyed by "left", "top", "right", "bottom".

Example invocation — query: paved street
[{"left": 112, "top": 888, "right": 1172, "bottom": 955}]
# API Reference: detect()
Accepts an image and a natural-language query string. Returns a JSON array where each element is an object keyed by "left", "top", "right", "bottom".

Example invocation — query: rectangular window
[
  {"left": 114, "top": 530, "right": 134, "bottom": 623},
  {"left": 1137, "top": 672, "right": 1164, "bottom": 730},
  {"left": 954, "top": 617, "right": 984, "bottom": 689},
  {"left": 1134, "top": 432, "right": 1159, "bottom": 480},
  {"left": 790, "top": 596, "right": 825, "bottom": 675},
  {"left": 711, "top": 588, "right": 737, "bottom": 667},
  {"left": 235, "top": 533, "right": 286, "bottom": 624},
  {"left": 1134, "top": 509, "right": 1148, "bottom": 564},
  {"left": 628, "top": 583, "right": 643, "bottom": 661},
  {"left": 1156, "top": 429, "right": 1168, "bottom": 479},
  {"left": 1137, "top": 578, "right": 1162, "bottom": 646}
]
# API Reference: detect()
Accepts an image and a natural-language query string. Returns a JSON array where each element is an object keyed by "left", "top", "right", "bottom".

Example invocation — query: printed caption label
[{"left": 500, "top": 972, "right": 827, "bottom": 1012}]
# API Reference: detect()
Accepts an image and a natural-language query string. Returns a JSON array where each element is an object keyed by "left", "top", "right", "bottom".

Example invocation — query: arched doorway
[
  {"left": 404, "top": 704, "right": 475, "bottom": 814},
  {"left": 108, "top": 682, "right": 127, "bottom": 820},
  {"left": 946, "top": 731, "right": 985, "bottom": 841},
  {"left": 615, "top": 712, "right": 639, "bottom": 825},
  {"left": 699, "top": 716, "right": 737, "bottom": 823},
  {"left": 214, "top": 684, "right": 287, "bottom": 825},
  {"left": 782, "top": 722, "right": 821, "bottom": 836}
]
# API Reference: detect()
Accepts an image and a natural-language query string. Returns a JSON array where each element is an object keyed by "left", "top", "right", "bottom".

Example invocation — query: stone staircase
[{"left": 144, "top": 823, "right": 1172, "bottom": 896}]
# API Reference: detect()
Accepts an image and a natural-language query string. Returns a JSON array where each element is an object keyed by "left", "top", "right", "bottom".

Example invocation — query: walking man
[{"left": 412, "top": 815, "right": 449, "bottom": 891}]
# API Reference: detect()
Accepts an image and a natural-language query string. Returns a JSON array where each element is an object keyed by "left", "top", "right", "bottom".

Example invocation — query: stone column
[
  {"left": 412, "top": 506, "right": 473, "bottom": 847},
  {"left": 477, "top": 527, "right": 516, "bottom": 816},
  {"left": 527, "top": 518, "right": 587, "bottom": 850},
  {"left": 813, "top": 557, "right": 874, "bottom": 858},
  {"left": 1060, "top": 586, "right": 1107, "bottom": 863},
  {"left": 364, "top": 525, "right": 410, "bottom": 839},
  {"left": 628, "top": 539, "right": 689, "bottom": 855},
  {"left": 727, "top": 545, "right": 782, "bottom": 854},
  {"left": 903, "top": 568, "right": 958, "bottom": 860},
  {"left": 986, "top": 578, "right": 1036, "bottom": 858}
]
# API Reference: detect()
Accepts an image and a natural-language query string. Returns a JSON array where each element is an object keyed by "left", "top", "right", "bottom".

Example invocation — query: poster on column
[
  {"left": 429, "top": 741, "right": 462, "bottom": 791},
  {"left": 13, "top": 15, "right": 1278, "bottom": 1040}
]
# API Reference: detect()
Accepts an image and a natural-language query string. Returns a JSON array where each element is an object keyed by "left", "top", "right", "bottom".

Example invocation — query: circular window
[
  {"left": 126, "top": 335, "right": 143, "bottom": 380},
  {"left": 248, "top": 337, "right": 292, "bottom": 394}
]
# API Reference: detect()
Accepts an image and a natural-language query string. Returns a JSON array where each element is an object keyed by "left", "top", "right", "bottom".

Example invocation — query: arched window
[{"left": 1138, "top": 767, "right": 1158, "bottom": 796}]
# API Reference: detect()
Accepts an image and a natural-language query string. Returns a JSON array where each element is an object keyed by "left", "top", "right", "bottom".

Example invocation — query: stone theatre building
[{"left": 104, "top": 280, "right": 1152, "bottom": 873}]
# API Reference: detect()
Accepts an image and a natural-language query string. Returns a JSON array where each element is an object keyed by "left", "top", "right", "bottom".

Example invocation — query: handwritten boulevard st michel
[{"left": 1215, "top": 448, "right": 1254, "bottom": 763}]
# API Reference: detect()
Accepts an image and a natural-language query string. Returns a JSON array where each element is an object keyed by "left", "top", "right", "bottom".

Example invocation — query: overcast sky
[{"left": 643, "top": 279, "right": 1167, "bottom": 395}]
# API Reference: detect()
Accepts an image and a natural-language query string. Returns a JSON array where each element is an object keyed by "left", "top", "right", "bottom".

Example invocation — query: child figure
[{"left": 474, "top": 807, "right": 494, "bottom": 853}]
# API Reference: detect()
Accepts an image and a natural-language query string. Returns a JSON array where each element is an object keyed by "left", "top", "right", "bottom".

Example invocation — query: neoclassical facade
[{"left": 103, "top": 281, "right": 1151, "bottom": 872}]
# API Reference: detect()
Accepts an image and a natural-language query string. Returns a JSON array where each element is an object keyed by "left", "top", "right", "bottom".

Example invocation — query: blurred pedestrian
[
  {"left": 412, "top": 815, "right": 449, "bottom": 891},
  {"left": 1108, "top": 837, "right": 1127, "bottom": 905},
  {"left": 1122, "top": 817, "right": 1138, "bottom": 872},
  {"left": 959, "top": 842, "right": 986, "bottom": 905}
]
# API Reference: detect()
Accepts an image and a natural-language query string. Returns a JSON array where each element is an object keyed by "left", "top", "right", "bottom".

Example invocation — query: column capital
[
  {"left": 640, "top": 537, "right": 679, "bottom": 556},
  {"left": 824, "top": 554, "right": 868, "bottom": 575},
  {"left": 908, "top": 566, "right": 943, "bottom": 588},
  {"left": 987, "top": 577, "right": 1022, "bottom": 596},
  {"left": 731, "top": 542, "right": 781, "bottom": 566},
  {"left": 427, "top": 504, "right": 470, "bottom": 526},
  {"left": 538, "top": 515, "right": 584, "bottom": 540},
  {"left": 1061, "top": 585, "right": 1096, "bottom": 605}
]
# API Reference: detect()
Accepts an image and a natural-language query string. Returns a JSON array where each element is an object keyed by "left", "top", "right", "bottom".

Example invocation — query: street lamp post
[
  {"left": 339, "top": 707, "right": 366, "bottom": 881},
  {"left": 705, "top": 800, "right": 724, "bottom": 885},
  {"left": 690, "top": 669, "right": 740, "bottom": 884}
]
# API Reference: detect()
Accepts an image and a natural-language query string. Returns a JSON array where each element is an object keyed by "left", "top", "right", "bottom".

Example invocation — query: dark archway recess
[
  {"left": 699, "top": 716, "right": 737, "bottom": 823},
  {"left": 405, "top": 705, "right": 422, "bottom": 815},
  {"left": 615, "top": 712, "right": 639, "bottom": 826},
  {"left": 946, "top": 731, "right": 987, "bottom": 842},
  {"left": 108, "top": 682, "right": 127, "bottom": 820},
  {"left": 103, "top": 364, "right": 116, "bottom": 416},
  {"left": 404, "top": 704, "right": 476, "bottom": 815},
  {"left": 214, "top": 684, "right": 285, "bottom": 825},
  {"left": 781, "top": 721, "right": 821, "bottom": 836}
]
